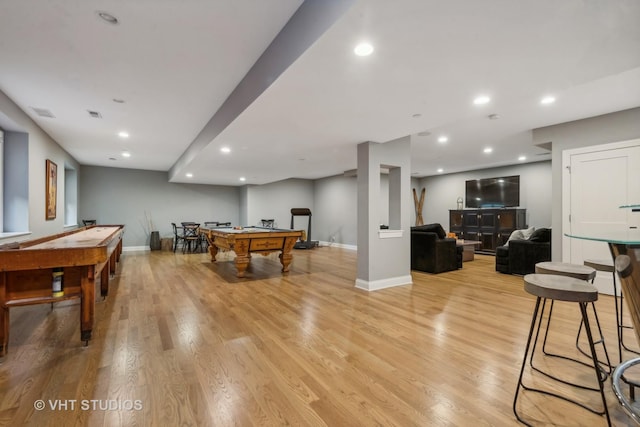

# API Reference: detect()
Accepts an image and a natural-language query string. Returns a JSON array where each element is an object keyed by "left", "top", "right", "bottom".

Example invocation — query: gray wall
[
  {"left": 533, "top": 107, "right": 640, "bottom": 259},
  {"left": 417, "top": 161, "right": 553, "bottom": 232},
  {"left": 77, "top": 152, "right": 550, "bottom": 252},
  {"left": 312, "top": 174, "right": 420, "bottom": 247},
  {"left": 0, "top": 89, "right": 80, "bottom": 242},
  {"left": 244, "top": 179, "right": 314, "bottom": 230},
  {"left": 314, "top": 174, "right": 358, "bottom": 246},
  {"left": 79, "top": 166, "right": 240, "bottom": 247}
]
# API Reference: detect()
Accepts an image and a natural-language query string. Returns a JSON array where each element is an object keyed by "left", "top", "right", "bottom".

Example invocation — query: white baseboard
[
  {"left": 319, "top": 241, "right": 357, "bottom": 251},
  {"left": 355, "top": 275, "right": 412, "bottom": 291},
  {"left": 123, "top": 246, "right": 150, "bottom": 252}
]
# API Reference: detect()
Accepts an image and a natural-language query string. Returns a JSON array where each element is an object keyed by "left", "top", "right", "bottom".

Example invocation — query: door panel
[{"left": 568, "top": 144, "right": 640, "bottom": 294}]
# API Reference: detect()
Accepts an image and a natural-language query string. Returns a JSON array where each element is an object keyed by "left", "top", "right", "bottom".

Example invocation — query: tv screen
[{"left": 465, "top": 175, "right": 520, "bottom": 208}]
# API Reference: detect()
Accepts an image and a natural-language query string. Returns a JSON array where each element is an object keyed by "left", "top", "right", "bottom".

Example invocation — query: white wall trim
[
  {"left": 378, "top": 229, "right": 403, "bottom": 239},
  {"left": 123, "top": 246, "right": 150, "bottom": 252},
  {"left": 355, "top": 275, "right": 412, "bottom": 291},
  {"left": 320, "top": 241, "right": 357, "bottom": 250}
]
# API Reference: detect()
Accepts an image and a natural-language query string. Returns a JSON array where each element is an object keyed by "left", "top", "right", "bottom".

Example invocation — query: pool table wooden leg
[
  {"left": 100, "top": 260, "right": 110, "bottom": 298},
  {"left": 279, "top": 237, "right": 298, "bottom": 273},
  {"left": 80, "top": 266, "right": 96, "bottom": 344},
  {"left": 0, "top": 274, "right": 7, "bottom": 356},
  {"left": 233, "top": 241, "right": 250, "bottom": 277},
  {"left": 0, "top": 307, "right": 8, "bottom": 357},
  {"left": 209, "top": 243, "right": 219, "bottom": 262}
]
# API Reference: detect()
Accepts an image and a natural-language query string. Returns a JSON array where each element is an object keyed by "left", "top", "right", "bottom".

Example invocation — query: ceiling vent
[
  {"left": 31, "top": 107, "right": 55, "bottom": 118},
  {"left": 87, "top": 110, "right": 102, "bottom": 119}
]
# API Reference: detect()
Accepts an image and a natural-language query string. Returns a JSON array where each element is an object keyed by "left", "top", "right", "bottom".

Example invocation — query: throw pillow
[
  {"left": 529, "top": 227, "right": 551, "bottom": 242},
  {"left": 505, "top": 229, "right": 524, "bottom": 246},
  {"left": 521, "top": 226, "right": 536, "bottom": 240}
]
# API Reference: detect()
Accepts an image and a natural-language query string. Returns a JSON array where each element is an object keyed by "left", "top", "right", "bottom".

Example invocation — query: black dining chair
[{"left": 171, "top": 223, "right": 185, "bottom": 252}]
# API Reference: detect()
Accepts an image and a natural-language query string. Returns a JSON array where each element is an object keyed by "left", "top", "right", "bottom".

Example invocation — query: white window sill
[{"left": 0, "top": 231, "right": 32, "bottom": 241}]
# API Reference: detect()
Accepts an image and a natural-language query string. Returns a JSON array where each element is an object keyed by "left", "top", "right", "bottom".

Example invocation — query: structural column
[{"left": 355, "top": 136, "right": 412, "bottom": 291}]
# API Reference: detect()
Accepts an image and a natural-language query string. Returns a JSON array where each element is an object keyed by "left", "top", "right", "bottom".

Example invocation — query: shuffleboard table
[
  {"left": 200, "top": 226, "right": 303, "bottom": 278},
  {"left": 0, "top": 225, "right": 124, "bottom": 355}
]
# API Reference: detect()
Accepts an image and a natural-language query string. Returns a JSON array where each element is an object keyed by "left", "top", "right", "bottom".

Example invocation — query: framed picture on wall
[{"left": 46, "top": 159, "right": 57, "bottom": 220}]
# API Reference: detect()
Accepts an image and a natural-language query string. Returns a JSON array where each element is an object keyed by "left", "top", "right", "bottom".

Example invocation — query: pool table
[{"left": 200, "top": 226, "right": 303, "bottom": 278}]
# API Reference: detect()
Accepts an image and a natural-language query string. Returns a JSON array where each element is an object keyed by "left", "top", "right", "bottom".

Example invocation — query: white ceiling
[{"left": 1, "top": 0, "right": 639, "bottom": 186}]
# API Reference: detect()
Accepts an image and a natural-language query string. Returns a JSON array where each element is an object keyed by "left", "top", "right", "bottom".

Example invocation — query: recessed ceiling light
[
  {"left": 437, "top": 168, "right": 444, "bottom": 173},
  {"left": 354, "top": 42, "right": 374, "bottom": 56},
  {"left": 118, "top": 131, "right": 129, "bottom": 138},
  {"left": 473, "top": 95, "right": 491, "bottom": 105},
  {"left": 239, "top": 177, "right": 246, "bottom": 182},
  {"left": 121, "top": 151, "right": 131, "bottom": 158},
  {"left": 518, "top": 155, "right": 527, "bottom": 161},
  {"left": 185, "top": 173, "right": 193, "bottom": 178},
  {"left": 97, "top": 11, "right": 119, "bottom": 25},
  {"left": 483, "top": 147, "right": 493, "bottom": 154},
  {"left": 220, "top": 147, "right": 231, "bottom": 153},
  {"left": 540, "top": 96, "right": 556, "bottom": 105},
  {"left": 437, "top": 136, "right": 448, "bottom": 143}
]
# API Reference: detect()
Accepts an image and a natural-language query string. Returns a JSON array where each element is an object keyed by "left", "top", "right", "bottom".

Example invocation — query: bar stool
[
  {"left": 534, "top": 262, "right": 612, "bottom": 375},
  {"left": 585, "top": 258, "right": 639, "bottom": 362},
  {"left": 513, "top": 273, "right": 611, "bottom": 426}
]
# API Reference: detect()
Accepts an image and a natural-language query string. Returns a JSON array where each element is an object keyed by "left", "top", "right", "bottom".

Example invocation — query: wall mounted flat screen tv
[{"left": 465, "top": 175, "right": 520, "bottom": 208}]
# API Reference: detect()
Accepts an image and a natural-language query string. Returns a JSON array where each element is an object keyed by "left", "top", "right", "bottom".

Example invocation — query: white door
[{"left": 566, "top": 141, "right": 640, "bottom": 294}]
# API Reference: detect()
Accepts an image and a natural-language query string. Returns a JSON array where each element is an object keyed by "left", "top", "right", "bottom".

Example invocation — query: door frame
[{"left": 561, "top": 138, "right": 640, "bottom": 294}]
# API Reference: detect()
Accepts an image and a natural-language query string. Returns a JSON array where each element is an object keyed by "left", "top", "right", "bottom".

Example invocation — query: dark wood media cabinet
[{"left": 449, "top": 208, "right": 526, "bottom": 253}]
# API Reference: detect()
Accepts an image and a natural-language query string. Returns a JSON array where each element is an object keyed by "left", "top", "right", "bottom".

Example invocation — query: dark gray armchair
[
  {"left": 495, "top": 228, "right": 551, "bottom": 275},
  {"left": 411, "top": 224, "right": 461, "bottom": 274}
]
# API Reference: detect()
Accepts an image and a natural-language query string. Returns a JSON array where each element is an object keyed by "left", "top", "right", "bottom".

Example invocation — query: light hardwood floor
[{"left": 0, "top": 247, "right": 637, "bottom": 426}]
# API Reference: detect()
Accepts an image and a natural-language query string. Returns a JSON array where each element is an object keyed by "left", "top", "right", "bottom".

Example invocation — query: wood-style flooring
[{"left": 0, "top": 247, "right": 638, "bottom": 426}]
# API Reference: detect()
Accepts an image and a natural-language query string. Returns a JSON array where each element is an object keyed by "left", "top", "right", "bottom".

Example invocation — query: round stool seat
[
  {"left": 535, "top": 261, "right": 596, "bottom": 281},
  {"left": 584, "top": 259, "right": 615, "bottom": 273},
  {"left": 524, "top": 273, "right": 598, "bottom": 303}
]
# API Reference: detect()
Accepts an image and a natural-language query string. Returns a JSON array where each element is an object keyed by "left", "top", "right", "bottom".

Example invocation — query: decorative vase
[{"left": 150, "top": 231, "right": 161, "bottom": 251}]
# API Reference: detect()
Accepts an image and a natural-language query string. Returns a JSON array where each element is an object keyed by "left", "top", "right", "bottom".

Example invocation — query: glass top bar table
[{"left": 565, "top": 231, "right": 640, "bottom": 425}]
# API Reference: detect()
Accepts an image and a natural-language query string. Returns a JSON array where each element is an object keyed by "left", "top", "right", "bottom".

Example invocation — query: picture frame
[{"left": 46, "top": 159, "right": 57, "bottom": 220}]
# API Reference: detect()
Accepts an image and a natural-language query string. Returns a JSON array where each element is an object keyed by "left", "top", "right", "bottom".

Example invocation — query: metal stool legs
[
  {"left": 532, "top": 299, "right": 611, "bottom": 389},
  {"left": 514, "top": 296, "right": 611, "bottom": 426}
]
